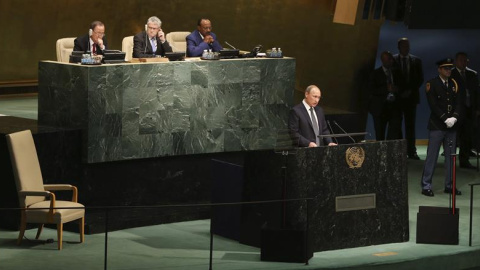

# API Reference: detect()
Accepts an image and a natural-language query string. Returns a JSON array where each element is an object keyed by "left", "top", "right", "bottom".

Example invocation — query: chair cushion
[
  {"left": 56, "top": 38, "right": 75, "bottom": 63},
  {"left": 27, "top": 200, "right": 85, "bottom": 224},
  {"left": 122, "top": 36, "right": 134, "bottom": 61},
  {"left": 166, "top": 31, "right": 190, "bottom": 52}
]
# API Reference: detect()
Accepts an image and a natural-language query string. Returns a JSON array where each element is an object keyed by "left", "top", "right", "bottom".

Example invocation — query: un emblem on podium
[{"left": 345, "top": 146, "right": 365, "bottom": 169}]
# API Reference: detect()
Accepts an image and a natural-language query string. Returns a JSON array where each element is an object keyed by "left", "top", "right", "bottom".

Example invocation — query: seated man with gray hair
[{"left": 133, "top": 16, "right": 173, "bottom": 58}]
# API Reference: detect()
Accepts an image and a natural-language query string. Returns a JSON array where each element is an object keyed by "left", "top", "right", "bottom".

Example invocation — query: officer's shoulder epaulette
[{"left": 425, "top": 77, "right": 437, "bottom": 92}]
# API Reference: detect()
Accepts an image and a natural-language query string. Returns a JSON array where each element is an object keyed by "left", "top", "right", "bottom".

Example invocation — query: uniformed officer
[{"left": 420, "top": 58, "right": 463, "bottom": 197}]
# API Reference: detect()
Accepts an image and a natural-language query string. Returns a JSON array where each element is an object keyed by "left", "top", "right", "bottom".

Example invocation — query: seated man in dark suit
[
  {"left": 74, "top": 21, "right": 108, "bottom": 55},
  {"left": 186, "top": 18, "right": 223, "bottom": 57},
  {"left": 288, "top": 85, "right": 337, "bottom": 147},
  {"left": 133, "top": 16, "right": 173, "bottom": 58}
]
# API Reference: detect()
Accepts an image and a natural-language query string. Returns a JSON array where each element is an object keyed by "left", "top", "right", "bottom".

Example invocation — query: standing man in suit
[
  {"left": 451, "top": 52, "right": 479, "bottom": 169},
  {"left": 288, "top": 85, "right": 337, "bottom": 147},
  {"left": 186, "top": 18, "right": 223, "bottom": 57},
  {"left": 394, "top": 38, "right": 424, "bottom": 160},
  {"left": 133, "top": 16, "right": 173, "bottom": 58},
  {"left": 368, "top": 51, "right": 402, "bottom": 141},
  {"left": 74, "top": 21, "right": 107, "bottom": 55},
  {"left": 420, "top": 58, "right": 463, "bottom": 197}
]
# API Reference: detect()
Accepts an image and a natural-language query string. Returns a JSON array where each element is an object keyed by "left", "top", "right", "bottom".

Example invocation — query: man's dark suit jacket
[
  {"left": 288, "top": 103, "right": 332, "bottom": 147},
  {"left": 186, "top": 30, "right": 223, "bottom": 57},
  {"left": 368, "top": 66, "right": 402, "bottom": 117},
  {"left": 393, "top": 54, "right": 424, "bottom": 105},
  {"left": 450, "top": 67, "right": 479, "bottom": 119},
  {"left": 133, "top": 31, "right": 173, "bottom": 58},
  {"left": 73, "top": 34, "right": 108, "bottom": 55}
]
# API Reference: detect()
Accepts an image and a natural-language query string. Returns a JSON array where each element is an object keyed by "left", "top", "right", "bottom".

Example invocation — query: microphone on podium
[
  {"left": 225, "top": 41, "right": 237, "bottom": 50},
  {"left": 326, "top": 120, "right": 338, "bottom": 144},
  {"left": 333, "top": 120, "right": 356, "bottom": 144}
]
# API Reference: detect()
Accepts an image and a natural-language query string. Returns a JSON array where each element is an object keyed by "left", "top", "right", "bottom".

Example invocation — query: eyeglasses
[
  {"left": 147, "top": 26, "right": 159, "bottom": 31},
  {"left": 92, "top": 31, "right": 105, "bottom": 37}
]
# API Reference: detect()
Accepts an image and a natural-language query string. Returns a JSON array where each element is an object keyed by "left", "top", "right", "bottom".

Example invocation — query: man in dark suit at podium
[
  {"left": 186, "top": 18, "right": 223, "bottom": 57},
  {"left": 133, "top": 16, "right": 173, "bottom": 58},
  {"left": 74, "top": 21, "right": 107, "bottom": 55},
  {"left": 288, "top": 85, "right": 337, "bottom": 147}
]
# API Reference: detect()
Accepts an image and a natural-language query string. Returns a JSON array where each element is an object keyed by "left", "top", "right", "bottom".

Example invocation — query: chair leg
[
  {"left": 35, "top": 224, "right": 44, "bottom": 239},
  {"left": 79, "top": 217, "right": 85, "bottom": 243},
  {"left": 57, "top": 223, "right": 63, "bottom": 250},
  {"left": 17, "top": 211, "right": 27, "bottom": 246}
]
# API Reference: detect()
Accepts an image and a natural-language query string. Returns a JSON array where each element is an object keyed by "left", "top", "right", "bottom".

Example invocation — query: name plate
[{"left": 335, "top": 193, "right": 376, "bottom": 212}]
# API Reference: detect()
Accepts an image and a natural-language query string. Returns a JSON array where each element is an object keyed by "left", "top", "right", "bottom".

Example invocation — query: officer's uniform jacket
[{"left": 425, "top": 76, "right": 463, "bottom": 131}]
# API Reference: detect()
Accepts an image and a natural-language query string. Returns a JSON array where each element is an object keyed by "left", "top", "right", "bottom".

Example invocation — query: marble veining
[{"left": 38, "top": 59, "right": 295, "bottom": 163}]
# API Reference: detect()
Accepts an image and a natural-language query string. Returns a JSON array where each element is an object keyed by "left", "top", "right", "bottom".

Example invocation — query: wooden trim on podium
[
  {"left": 0, "top": 80, "right": 38, "bottom": 88},
  {"left": 0, "top": 80, "right": 38, "bottom": 96}
]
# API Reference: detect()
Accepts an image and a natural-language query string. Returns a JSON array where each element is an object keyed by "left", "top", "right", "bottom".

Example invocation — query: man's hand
[
  {"left": 328, "top": 142, "right": 338, "bottom": 146},
  {"left": 308, "top": 142, "right": 318, "bottom": 148},
  {"left": 97, "top": 38, "right": 104, "bottom": 50},
  {"left": 203, "top": 35, "right": 214, "bottom": 45},
  {"left": 157, "top": 29, "right": 165, "bottom": 43}
]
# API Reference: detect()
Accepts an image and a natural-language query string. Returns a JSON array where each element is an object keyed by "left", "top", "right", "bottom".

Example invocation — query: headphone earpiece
[
  {"left": 145, "top": 24, "right": 147, "bottom": 32},
  {"left": 89, "top": 29, "right": 93, "bottom": 36}
]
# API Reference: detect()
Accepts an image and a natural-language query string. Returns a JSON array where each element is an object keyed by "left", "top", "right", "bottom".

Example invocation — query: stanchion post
[{"left": 104, "top": 209, "right": 109, "bottom": 270}]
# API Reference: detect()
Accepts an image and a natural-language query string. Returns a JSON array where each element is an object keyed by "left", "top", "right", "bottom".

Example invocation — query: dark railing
[{"left": 0, "top": 197, "right": 313, "bottom": 270}]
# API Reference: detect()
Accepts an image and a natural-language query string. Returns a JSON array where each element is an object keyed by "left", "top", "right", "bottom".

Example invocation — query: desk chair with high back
[
  {"left": 122, "top": 36, "right": 134, "bottom": 61},
  {"left": 6, "top": 130, "right": 85, "bottom": 250},
  {"left": 56, "top": 38, "right": 76, "bottom": 63},
  {"left": 165, "top": 31, "right": 190, "bottom": 52}
]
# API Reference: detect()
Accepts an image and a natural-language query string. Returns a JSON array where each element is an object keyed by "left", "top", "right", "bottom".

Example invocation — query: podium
[{"left": 240, "top": 140, "right": 409, "bottom": 252}]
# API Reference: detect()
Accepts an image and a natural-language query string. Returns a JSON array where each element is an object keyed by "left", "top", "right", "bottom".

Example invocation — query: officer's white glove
[
  {"left": 444, "top": 118, "right": 452, "bottom": 128},
  {"left": 444, "top": 117, "right": 457, "bottom": 128}
]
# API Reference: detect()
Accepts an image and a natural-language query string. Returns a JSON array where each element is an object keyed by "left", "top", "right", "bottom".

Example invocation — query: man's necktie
[
  {"left": 310, "top": 107, "right": 320, "bottom": 145},
  {"left": 92, "top": 44, "right": 96, "bottom": 55},
  {"left": 444, "top": 80, "right": 448, "bottom": 88},
  {"left": 402, "top": 57, "right": 408, "bottom": 81},
  {"left": 151, "top": 38, "right": 157, "bottom": 53},
  {"left": 386, "top": 69, "right": 392, "bottom": 84}
]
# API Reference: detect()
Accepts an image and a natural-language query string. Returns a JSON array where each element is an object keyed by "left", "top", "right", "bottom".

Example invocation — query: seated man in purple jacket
[{"left": 186, "top": 18, "right": 223, "bottom": 57}]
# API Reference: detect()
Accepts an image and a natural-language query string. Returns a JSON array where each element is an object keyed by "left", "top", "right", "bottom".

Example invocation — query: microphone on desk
[
  {"left": 326, "top": 120, "right": 339, "bottom": 145},
  {"left": 225, "top": 41, "right": 237, "bottom": 50},
  {"left": 334, "top": 120, "right": 356, "bottom": 144}
]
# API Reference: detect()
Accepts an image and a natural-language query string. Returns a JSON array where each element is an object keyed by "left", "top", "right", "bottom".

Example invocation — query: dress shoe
[
  {"left": 460, "top": 162, "right": 477, "bottom": 169},
  {"left": 444, "top": 188, "right": 462, "bottom": 195},
  {"left": 408, "top": 153, "right": 420, "bottom": 160},
  {"left": 421, "top": 189, "right": 434, "bottom": 197}
]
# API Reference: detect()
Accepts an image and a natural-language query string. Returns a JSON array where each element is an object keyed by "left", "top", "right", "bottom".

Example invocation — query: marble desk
[
  {"left": 239, "top": 140, "right": 409, "bottom": 252},
  {"left": 38, "top": 58, "right": 295, "bottom": 163}
]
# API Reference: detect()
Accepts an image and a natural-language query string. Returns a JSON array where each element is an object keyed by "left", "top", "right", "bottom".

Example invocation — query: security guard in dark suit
[
  {"left": 421, "top": 58, "right": 463, "bottom": 197},
  {"left": 451, "top": 52, "right": 479, "bottom": 169}
]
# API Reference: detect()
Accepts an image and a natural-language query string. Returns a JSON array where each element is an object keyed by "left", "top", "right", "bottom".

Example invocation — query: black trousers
[
  {"left": 458, "top": 108, "right": 474, "bottom": 165},
  {"left": 399, "top": 104, "right": 417, "bottom": 155},
  {"left": 372, "top": 104, "right": 402, "bottom": 141}
]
